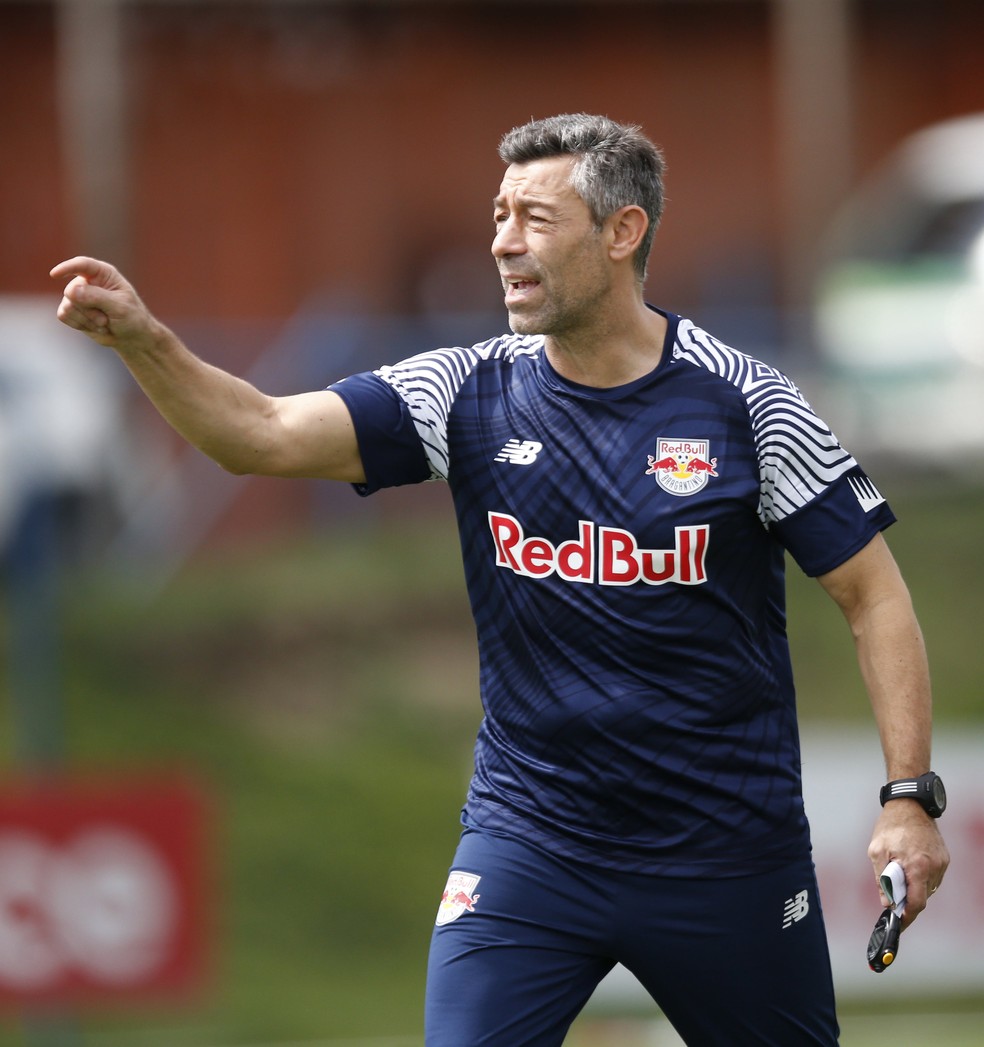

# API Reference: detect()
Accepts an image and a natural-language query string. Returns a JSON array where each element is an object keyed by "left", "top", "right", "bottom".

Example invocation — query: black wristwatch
[{"left": 880, "top": 771, "right": 946, "bottom": 818}]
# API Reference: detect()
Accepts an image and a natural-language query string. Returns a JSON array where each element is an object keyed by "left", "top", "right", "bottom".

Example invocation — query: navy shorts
[{"left": 426, "top": 828, "right": 839, "bottom": 1046}]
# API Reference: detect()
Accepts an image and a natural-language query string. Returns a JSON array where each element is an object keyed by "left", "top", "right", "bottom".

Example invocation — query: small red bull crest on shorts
[
  {"left": 646, "top": 438, "right": 719, "bottom": 497},
  {"left": 436, "top": 870, "right": 482, "bottom": 926}
]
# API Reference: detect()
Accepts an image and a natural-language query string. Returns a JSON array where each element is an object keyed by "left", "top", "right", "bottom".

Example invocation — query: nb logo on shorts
[
  {"left": 782, "top": 889, "right": 810, "bottom": 929},
  {"left": 494, "top": 439, "right": 543, "bottom": 465}
]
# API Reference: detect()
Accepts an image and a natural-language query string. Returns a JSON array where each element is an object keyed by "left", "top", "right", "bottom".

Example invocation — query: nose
[{"left": 491, "top": 215, "right": 526, "bottom": 260}]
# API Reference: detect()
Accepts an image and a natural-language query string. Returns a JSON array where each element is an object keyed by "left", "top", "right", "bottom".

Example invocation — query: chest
[{"left": 446, "top": 362, "right": 762, "bottom": 553}]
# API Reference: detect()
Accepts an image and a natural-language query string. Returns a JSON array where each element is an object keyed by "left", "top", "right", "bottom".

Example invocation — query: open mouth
[{"left": 503, "top": 277, "right": 541, "bottom": 303}]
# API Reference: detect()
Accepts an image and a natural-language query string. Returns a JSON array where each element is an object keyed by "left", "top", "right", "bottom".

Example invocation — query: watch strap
[
  {"left": 879, "top": 771, "right": 945, "bottom": 817},
  {"left": 881, "top": 779, "right": 922, "bottom": 803}
]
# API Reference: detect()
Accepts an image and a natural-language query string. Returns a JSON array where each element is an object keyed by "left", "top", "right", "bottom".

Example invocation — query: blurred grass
[
  {"left": 568, "top": 1004, "right": 984, "bottom": 1045},
  {"left": 786, "top": 478, "right": 983, "bottom": 722},
  {"left": 0, "top": 481, "right": 981, "bottom": 1045}
]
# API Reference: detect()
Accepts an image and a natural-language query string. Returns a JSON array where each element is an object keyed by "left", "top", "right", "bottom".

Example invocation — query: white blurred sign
[
  {"left": 0, "top": 828, "right": 176, "bottom": 989},
  {"left": 0, "top": 775, "right": 211, "bottom": 1007}
]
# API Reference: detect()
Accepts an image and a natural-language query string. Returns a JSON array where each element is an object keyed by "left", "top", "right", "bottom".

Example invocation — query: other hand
[{"left": 868, "top": 800, "right": 949, "bottom": 929}]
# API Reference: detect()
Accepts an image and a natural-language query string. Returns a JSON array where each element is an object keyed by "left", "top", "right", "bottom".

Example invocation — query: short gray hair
[{"left": 498, "top": 113, "right": 666, "bottom": 281}]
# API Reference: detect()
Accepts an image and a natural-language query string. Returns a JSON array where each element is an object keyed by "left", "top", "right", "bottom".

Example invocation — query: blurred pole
[
  {"left": 4, "top": 492, "right": 83, "bottom": 1045},
  {"left": 772, "top": 0, "right": 857, "bottom": 347},
  {"left": 55, "top": 0, "right": 132, "bottom": 270},
  {"left": 43, "top": 14, "right": 147, "bottom": 1033},
  {"left": 5, "top": 492, "right": 67, "bottom": 769}
]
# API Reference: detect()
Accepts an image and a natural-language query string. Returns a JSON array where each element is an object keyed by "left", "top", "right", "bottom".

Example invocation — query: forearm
[
  {"left": 51, "top": 256, "right": 364, "bottom": 482},
  {"left": 851, "top": 590, "right": 933, "bottom": 779},
  {"left": 820, "top": 535, "right": 933, "bottom": 775},
  {"left": 855, "top": 596, "right": 947, "bottom": 925},
  {"left": 115, "top": 319, "right": 282, "bottom": 475}
]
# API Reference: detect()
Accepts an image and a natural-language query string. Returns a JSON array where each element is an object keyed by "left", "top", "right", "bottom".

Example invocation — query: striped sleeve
[
  {"left": 674, "top": 321, "right": 857, "bottom": 524},
  {"left": 371, "top": 345, "right": 486, "bottom": 479},
  {"left": 341, "top": 334, "right": 541, "bottom": 482},
  {"left": 674, "top": 320, "right": 894, "bottom": 573}
]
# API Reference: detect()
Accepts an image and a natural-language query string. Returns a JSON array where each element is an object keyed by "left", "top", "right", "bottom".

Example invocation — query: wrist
[
  {"left": 114, "top": 315, "right": 173, "bottom": 360},
  {"left": 880, "top": 771, "right": 946, "bottom": 818}
]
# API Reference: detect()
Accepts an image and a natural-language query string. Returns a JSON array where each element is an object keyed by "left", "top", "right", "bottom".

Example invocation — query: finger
[
  {"left": 49, "top": 256, "right": 116, "bottom": 284},
  {"left": 59, "top": 273, "right": 120, "bottom": 320},
  {"left": 899, "top": 871, "right": 935, "bottom": 930},
  {"left": 55, "top": 285, "right": 111, "bottom": 336},
  {"left": 904, "top": 886, "right": 926, "bottom": 923},
  {"left": 61, "top": 301, "right": 109, "bottom": 331},
  {"left": 62, "top": 274, "right": 91, "bottom": 303},
  {"left": 919, "top": 876, "right": 943, "bottom": 903},
  {"left": 902, "top": 867, "right": 946, "bottom": 930},
  {"left": 900, "top": 899, "right": 923, "bottom": 931},
  {"left": 869, "top": 856, "right": 889, "bottom": 906}
]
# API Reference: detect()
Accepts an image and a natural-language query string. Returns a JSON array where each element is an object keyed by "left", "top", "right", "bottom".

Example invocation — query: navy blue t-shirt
[{"left": 330, "top": 311, "right": 894, "bottom": 876}]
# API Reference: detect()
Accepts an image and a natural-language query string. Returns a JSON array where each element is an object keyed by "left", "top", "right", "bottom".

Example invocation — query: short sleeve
[
  {"left": 770, "top": 465, "right": 896, "bottom": 576},
  {"left": 329, "top": 372, "right": 432, "bottom": 496}
]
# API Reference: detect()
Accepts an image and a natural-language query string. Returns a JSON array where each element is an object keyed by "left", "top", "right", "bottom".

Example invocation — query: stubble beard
[
  {"left": 502, "top": 238, "right": 611, "bottom": 340},
  {"left": 507, "top": 279, "right": 610, "bottom": 347}
]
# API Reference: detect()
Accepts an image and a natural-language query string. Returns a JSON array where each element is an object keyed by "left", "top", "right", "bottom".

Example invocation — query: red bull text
[{"left": 488, "top": 513, "right": 709, "bottom": 587}]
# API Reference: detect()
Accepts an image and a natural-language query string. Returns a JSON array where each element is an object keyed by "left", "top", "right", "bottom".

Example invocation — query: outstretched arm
[
  {"left": 50, "top": 256, "right": 365, "bottom": 482},
  {"left": 817, "top": 532, "right": 949, "bottom": 929}
]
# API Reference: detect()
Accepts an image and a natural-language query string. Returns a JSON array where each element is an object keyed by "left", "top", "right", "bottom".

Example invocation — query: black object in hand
[{"left": 867, "top": 906, "right": 902, "bottom": 972}]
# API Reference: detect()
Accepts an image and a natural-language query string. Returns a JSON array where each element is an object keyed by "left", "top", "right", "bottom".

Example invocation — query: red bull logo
[
  {"left": 646, "top": 438, "right": 719, "bottom": 497},
  {"left": 436, "top": 871, "right": 482, "bottom": 926},
  {"left": 489, "top": 513, "right": 709, "bottom": 587}
]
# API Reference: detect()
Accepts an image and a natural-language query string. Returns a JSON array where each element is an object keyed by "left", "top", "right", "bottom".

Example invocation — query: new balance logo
[
  {"left": 782, "top": 889, "right": 810, "bottom": 929},
  {"left": 494, "top": 439, "right": 543, "bottom": 465},
  {"left": 849, "top": 476, "right": 886, "bottom": 513}
]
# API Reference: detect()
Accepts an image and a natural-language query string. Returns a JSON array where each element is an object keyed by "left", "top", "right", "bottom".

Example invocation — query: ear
[{"left": 606, "top": 205, "right": 649, "bottom": 264}]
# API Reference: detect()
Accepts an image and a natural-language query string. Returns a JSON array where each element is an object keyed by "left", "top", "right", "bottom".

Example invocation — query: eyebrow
[{"left": 492, "top": 193, "right": 558, "bottom": 212}]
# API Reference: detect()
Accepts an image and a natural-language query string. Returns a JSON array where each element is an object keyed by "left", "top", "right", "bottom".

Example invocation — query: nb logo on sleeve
[{"left": 494, "top": 439, "right": 543, "bottom": 465}]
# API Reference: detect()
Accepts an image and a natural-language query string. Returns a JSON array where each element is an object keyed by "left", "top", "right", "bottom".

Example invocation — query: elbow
[
  {"left": 207, "top": 447, "right": 261, "bottom": 477},
  {"left": 206, "top": 426, "right": 279, "bottom": 476},
  {"left": 219, "top": 459, "right": 252, "bottom": 477}
]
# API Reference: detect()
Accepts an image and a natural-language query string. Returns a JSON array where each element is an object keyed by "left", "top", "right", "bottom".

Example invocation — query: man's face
[{"left": 492, "top": 156, "right": 612, "bottom": 337}]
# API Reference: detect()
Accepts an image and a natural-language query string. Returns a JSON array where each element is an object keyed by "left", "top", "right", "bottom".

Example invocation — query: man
[{"left": 52, "top": 113, "right": 947, "bottom": 1046}]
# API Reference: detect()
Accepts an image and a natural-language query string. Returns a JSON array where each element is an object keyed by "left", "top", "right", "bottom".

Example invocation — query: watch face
[{"left": 931, "top": 776, "right": 947, "bottom": 811}]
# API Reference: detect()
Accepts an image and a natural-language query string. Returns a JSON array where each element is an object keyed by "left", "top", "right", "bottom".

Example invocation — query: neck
[{"left": 544, "top": 300, "right": 667, "bottom": 388}]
